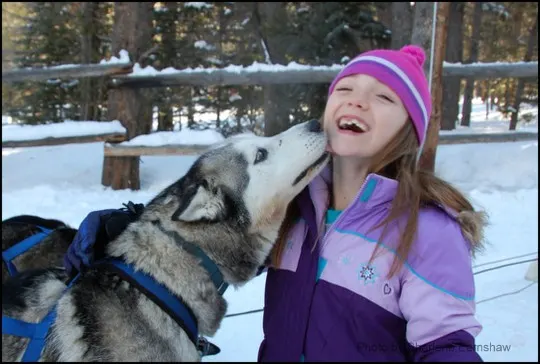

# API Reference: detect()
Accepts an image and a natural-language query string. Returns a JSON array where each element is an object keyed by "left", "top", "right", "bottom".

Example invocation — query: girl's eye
[
  {"left": 377, "top": 94, "right": 394, "bottom": 103},
  {"left": 335, "top": 87, "right": 352, "bottom": 92}
]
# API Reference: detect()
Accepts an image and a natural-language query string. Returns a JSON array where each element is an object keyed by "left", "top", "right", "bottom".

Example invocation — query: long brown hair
[{"left": 270, "top": 121, "right": 486, "bottom": 278}]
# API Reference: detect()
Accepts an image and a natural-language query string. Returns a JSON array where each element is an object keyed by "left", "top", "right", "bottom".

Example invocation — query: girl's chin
[{"left": 326, "top": 144, "right": 372, "bottom": 159}]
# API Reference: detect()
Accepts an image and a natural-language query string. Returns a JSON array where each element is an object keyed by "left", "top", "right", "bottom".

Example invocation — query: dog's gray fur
[{"left": 2, "top": 121, "right": 329, "bottom": 362}]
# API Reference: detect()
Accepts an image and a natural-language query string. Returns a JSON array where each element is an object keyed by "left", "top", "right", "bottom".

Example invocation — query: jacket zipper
[{"left": 302, "top": 176, "right": 373, "bottom": 361}]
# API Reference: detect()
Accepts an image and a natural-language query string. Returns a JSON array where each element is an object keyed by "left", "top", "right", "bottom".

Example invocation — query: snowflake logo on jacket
[{"left": 357, "top": 264, "right": 378, "bottom": 285}]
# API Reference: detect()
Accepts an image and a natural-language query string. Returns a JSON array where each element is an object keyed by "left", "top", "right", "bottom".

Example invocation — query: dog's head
[{"left": 146, "top": 120, "right": 329, "bottom": 237}]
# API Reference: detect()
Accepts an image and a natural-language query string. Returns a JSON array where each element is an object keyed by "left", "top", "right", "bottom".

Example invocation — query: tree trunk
[
  {"left": 485, "top": 80, "right": 491, "bottom": 120},
  {"left": 157, "top": 105, "right": 173, "bottom": 131},
  {"left": 80, "top": 2, "right": 98, "bottom": 121},
  {"left": 509, "top": 14, "right": 538, "bottom": 130},
  {"left": 418, "top": 2, "right": 450, "bottom": 172},
  {"left": 441, "top": 2, "right": 465, "bottom": 130},
  {"left": 156, "top": 1, "right": 177, "bottom": 132},
  {"left": 475, "top": 82, "right": 483, "bottom": 102},
  {"left": 410, "top": 2, "right": 434, "bottom": 75},
  {"left": 187, "top": 88, "right": 195, "bottom": 128},
  {"left": 460, "top": 2, "right": 483, "bottom": 127},
  {"left": 376, "top": 3, "right": 393, "bottom": 37},
  {"left": 504, "top": 78, "right": 512, "bottom": 116},
  {"left": 391, "top": 2, "right": 413, "bottom": 49},
  {"left": 253, "top": 2, "right": 291, "bottom": 136},
  {"left": 102, "top": 2, "right": 154, "bottom": 191},
  {"left": 215, "top": 2, "right": 226, "bottom": 129}
]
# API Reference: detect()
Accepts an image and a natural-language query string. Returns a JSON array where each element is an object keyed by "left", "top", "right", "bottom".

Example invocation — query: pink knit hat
[{"left": 328, "top": 45, "right": 432, "bottom": 149}]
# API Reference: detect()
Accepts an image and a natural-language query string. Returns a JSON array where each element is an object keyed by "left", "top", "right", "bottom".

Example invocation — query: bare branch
[{"left": 137, "top": 45, "right": 160, "bottom": 65}]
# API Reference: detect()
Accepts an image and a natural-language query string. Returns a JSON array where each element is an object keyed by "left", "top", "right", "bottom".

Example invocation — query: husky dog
[
  {"left": 2, "top": 215, "right": 77, "bottom": 283},
  {"left": 2, "top": 120, "right": 330, "bottom": 362}
]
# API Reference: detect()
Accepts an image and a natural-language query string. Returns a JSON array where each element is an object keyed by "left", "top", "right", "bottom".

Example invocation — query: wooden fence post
[
  {"left": 101, "top": 2, "right": 153, "bottom": 191},
  {"left": 418, "top": 2, "right": 450, "bottom": 172}
]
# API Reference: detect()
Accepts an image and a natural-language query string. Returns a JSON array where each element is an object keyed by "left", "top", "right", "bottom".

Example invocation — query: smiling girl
[{"left": 258, "top": 45, "right": 487, "bottom": 362}]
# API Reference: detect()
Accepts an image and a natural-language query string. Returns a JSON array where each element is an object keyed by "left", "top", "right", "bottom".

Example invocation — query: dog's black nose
[{"left": 307, "top": 119, "right": 322, "bottom": 133}]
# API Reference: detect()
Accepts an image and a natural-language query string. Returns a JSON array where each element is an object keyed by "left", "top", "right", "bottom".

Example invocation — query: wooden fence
[
  {"left": 2, "top": 60, "right": 538, "bottom": 190},
  {"left": 3, "top": 61, "right": 538, "bottom": 85}
]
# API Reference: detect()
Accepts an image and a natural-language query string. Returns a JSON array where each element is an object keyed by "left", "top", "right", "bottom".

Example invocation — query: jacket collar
[{"left": 305, "top": 164, "right": 399, "bottom": 230}]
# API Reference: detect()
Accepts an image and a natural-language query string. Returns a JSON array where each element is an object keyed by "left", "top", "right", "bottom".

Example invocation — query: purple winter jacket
[{"left": 258, "top": 168, "right": 484, "bottom": 362}]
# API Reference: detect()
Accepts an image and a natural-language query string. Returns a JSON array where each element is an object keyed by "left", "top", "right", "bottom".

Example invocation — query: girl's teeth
[{"left": 339, "top": 118, "right": 368, "bottom": 131}]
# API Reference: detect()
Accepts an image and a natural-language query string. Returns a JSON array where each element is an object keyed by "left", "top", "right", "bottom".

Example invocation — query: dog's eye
[{"left": 254, "top": 148, "right": 268, "bottom": 164}]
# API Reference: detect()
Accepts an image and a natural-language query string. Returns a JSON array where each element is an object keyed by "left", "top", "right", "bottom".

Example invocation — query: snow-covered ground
[{"left": 2, "top": 100, "right": 538, "bottom": 361}]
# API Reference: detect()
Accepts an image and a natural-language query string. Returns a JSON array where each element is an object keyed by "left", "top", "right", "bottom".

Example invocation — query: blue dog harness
[
  {"left": 2, "top": 225, "right": 54, "bottom": 277},
  {"left": 2, "top": 275, "right": 77, "bottom": 362},
  {"left": 3, "top": 225, "right": 228, "bottom": 361},
  {"left": 2, "top": 310, "right": 58, "bottom": 361}
]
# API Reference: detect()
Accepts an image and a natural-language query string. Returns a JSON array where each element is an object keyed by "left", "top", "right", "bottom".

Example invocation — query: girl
[{"left": 257, "top": 45, "right": 487, "bottom": 362}]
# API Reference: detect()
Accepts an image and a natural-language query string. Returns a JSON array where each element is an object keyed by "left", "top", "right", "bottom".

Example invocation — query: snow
[
  {"left": 441, "top": 99, "right": 538, "bottom": 135},
  {"left": 124, "top": 59, "right": 537, "bottom": 79},
  {"left": 443, "top": 60, "right": 538, "bottom": 68},
  {"left": 125, "top": 61, "right": 346, "bottom": 78},
  {"left": 184, "top": 2, "right": 213, "bottom": 9},
  {"left": 194, "top": 40, "right": 215, "bottom": 51},
  {"left": 206, "top": 56, "right": 223, "bottom": 65},
  {"left": 99, "top": 49, "right": 131, "bottom": 65},
  {"left": 2, "top": 115, "right": 14, "bottom": 125},
  {"left": 229, "top": 93, "right": 242, "bottom": 102},
  {"left": 2, "top": 101, "right": 538, "bottom": 362},
  {"left": 2, "top": 120, "right": 126, "bottom": 142},
  {"left": 115, "top": 129, "right": 224, "bottom": 147}
]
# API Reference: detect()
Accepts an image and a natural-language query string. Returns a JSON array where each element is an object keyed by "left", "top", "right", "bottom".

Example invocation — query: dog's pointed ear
[{"left": 172, "top": 179, "right": 225, "bottom": 222}]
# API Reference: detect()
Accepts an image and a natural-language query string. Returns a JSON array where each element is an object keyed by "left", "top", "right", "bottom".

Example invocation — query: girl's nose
[{"left": 348, "top": 97, "right": 368, "bottom": 110}]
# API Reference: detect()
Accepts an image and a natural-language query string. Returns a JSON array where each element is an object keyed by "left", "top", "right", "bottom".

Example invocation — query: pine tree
[{"left": 11, "top": 2, "right": 81, "bottom": 124}]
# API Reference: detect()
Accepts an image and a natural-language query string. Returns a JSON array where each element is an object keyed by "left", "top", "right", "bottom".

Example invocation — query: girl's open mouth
[{"left": 337, "top": 117, "right": 370, "bottom": 134}]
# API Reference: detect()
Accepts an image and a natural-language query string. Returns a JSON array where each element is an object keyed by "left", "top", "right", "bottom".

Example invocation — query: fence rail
[
  {"left": 2, "top": 62, "right": 133, "bottom": 83},
  {"left": 2, "top": 61, "right": 537, "bottom": 86},
  {"left": 2, "top": 132, "right": 126, "bottom": 148},
  {"left": 103, "top": 143, "right": 210, "bottom": 157},
  {"left": 97, "top": 131, "right": 538, "bottom": 157},
  {"left": 437, "top": 131, "right": 538, "bottom": 145}
]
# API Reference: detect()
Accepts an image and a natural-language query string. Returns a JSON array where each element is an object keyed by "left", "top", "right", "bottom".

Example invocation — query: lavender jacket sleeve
[{"left": 398, "top": 209, "right": 483, "bottom": 362}]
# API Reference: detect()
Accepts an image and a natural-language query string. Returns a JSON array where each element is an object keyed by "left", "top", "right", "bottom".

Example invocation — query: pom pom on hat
[{"left": 400, "top": 45, "right": 426, "bottom": 68}]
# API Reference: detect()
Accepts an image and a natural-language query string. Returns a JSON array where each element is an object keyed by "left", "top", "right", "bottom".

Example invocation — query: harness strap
[
  {"left": 3, "top": 310, "right": 57, "bottom": 362},
  {"left": 154, "top": 224, "right": 229, "bottom": 295},
  {"left": 2, "top": 273, "right": 79, "bottom": 362},
  {"left": 3, "top": 257, "right": 218, "bottom": 360},
  {"left": 96, "top": 259, "right": 200, "bottom": 347},
  {"left": 2, "top": 226, "right": 53, "bottom": 276}
]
